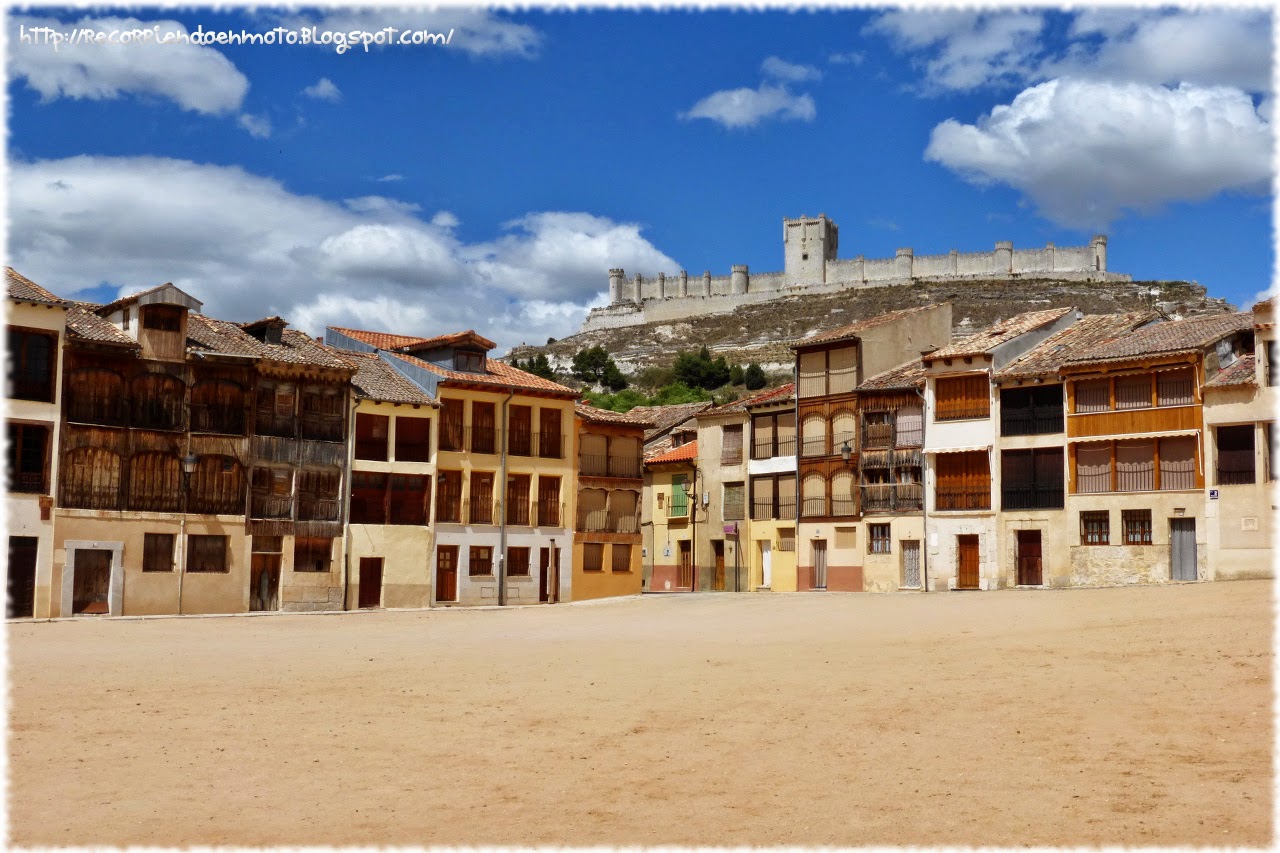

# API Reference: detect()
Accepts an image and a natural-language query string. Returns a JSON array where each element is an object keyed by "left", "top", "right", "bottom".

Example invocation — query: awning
[
  {"left": 924, "top": 444, "right": 992, "bottom": 454},
  {"left": 1067, "top": 429, "right": 1200, "bottom": 444}
]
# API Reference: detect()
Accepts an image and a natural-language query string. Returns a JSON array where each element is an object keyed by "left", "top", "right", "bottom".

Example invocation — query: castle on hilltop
[{"left": 580, "top": 214, "right": 1131, "bottom": 333}]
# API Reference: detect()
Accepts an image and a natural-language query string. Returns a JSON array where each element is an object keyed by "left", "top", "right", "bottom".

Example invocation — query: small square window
[
  {"left": 143, "top": 533, "right": 175, "bottom": 572},
  {"left": 611, "top": 544, "right": 632, "bottom": 572},
  {"left": 1080, "top": 511, "right": 1109, "bottom": 545},
  {"left": 1122, "top": 510, "right": 1153, "bottom": 546},
  {"left": 187, "top": 535, "right": 229, "bottom": 573},
  {"left": 469, "top": 545, "right": 493, "bottom": 577},
  {"left": 507, "top": 546, "right": 530, "bottom": 577},
  {"left": 869, "top": 524, "right": 891, "bottom": 554}
]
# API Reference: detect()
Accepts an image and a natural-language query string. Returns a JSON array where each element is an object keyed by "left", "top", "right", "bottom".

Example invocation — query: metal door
[
  {"left": 957, "top": 535, "right": 980, "bottom": 590},
  {"left": 1170, "top": 519, "right": 1197, "bottom": 581},
  {"left": 436, "top": 545, "right": 458, "bottom": 602},
  {"left": 760, "top": 540, "right": 772, "bottom": 589},
  {"left": 358, "top": 558, "right": 383, "bottom": 608},
  {"left": 812, "top": 540, "right": 827, "bottom": 590},
  {"left": 7, "top": 537, "right": 38, "bottom": 618},
  {"left": 1016, "top": 530, "right": 1043, "bottom": 586},
  {"left": 901, "top": 540, "right": 921, "bottom": 589}
]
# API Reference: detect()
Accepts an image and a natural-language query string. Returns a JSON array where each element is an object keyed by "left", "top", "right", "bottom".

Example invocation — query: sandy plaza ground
[{"left": 7, "top": 580, "right": 1272, "bottom": 847}]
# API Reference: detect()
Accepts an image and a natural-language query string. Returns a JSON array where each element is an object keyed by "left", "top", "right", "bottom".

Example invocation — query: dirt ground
[{"left": 7, "top": 581, "right": 1273, "bottom": 847}]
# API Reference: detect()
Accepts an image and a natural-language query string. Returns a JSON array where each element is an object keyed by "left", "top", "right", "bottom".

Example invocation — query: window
[
  {"left": 350, "top": 472, "right": 388, "bottom": 524},
  {"left": 751, "top": 474, "right": 796, "bottom": 520},
  {"left": 143, "top": 533, "right": 175, "bottom": 572},
  {"left": 777, "top": 528, "right": 796, "bottom": 552},
  {"left": 538, "top": 408, "right": 563, "bottom": 459},
  {"left": 509, "top": 405, "right": 533, "bottom": 456},
  {"left": 869, "top": 524, "right": 891, "bottom": 554},
  {"left": 471, "top": 402, "right": 496, "bottom": 454},
  {"left": 388, "top": 474, "right": 428, "bottom": 525},
  {"left": 582, "top": 543, "right": 605, "bottom": 572},
  {"left": 536, "top": 476, "right": 561, "bottom": 526},
  {"left": 141, "top": 305, "right": 182, "bottom": 331},
  {"left": 294, "top": 537, "right": 333, "bottom": 572},
  {"left": 800, "top": 414, "right": 826, "bottom": 457},
  {"left": 656, "top": 492, "right": 664, "bottom": 510},
  {"left": 1075, "top": 379, "right": 1110, "bottom": 413},
  {"left": 390, "top": 416, "right": 430, "bottom": 462},
  {"left": 752, "top": 412, "right": 796, "bottom": 459},
  {"left": 1156, "top": 370, "right": 1194, "bottom": 407},
  {"left": 469, "top": 472, "right": 495, "bottom": 525},
  {"left": 507, "top": 474, "right": 531, "bottom": 525},
  {"left": 1000, "top": 448, "right": 1064, "bottom": 510},
  {"left": 798, "top": 351, "right": 826, "bottom": 398},
  {"left": 297, "top": 468, "right": 341, "bottom": 521},
  {"left": 255, "top": 381, "right": 296, "bottom": 438},
  {"left": 1158, "top": 436, "right": 1196, "bottom": 490},
  {"left": 896, "top": 406, "right": 924, "bottom": 447},
  {"left": 1122, "top": 510, "right": 1153, "bottom": 545},
  {"left": 355, "top": 413, "right": 389, "bottom": 461},
  {"left": 454, "top": 350, "right": 485, "bottom": 373},
  {"left": 1075, "top": 443, "right": 1113, "bottom": 493},
  {"left": 935, "top": 375, "right": 990, "bottom": 421},
  {"left": 191, "top": 379, "right": 247, "bottom": 435},
  {"left": 1215, "top": 337, "right": 1236, "bottom": 368},
  {"left": 1000, "top": 385, "right": 1064, "bottom": 436},
  {"left": 1216, "top": 425, "right": 1256, "bottom": 485},
  {"left": 6, "top": 422, "right": 49, "bottom": 493},
  {"left": 611, "top": 544, "right": 632, "bottom": 572},
  {"left": 834, "top": 526, "right": 857, "bottom": 550},
  {"left": 862, "top": 410, "right": 892, "bottom": 448},
  {"left": 828, "top": 346, "right": 857, "bottom": 394},
  {"left": 720, "top": 424, "right": 743, "bottom": 465},
  {"left": 1115, "top": 440, "right": 1155, "bottom": 492},
  {"left": 468, "top": 545, "right": 493, "bottom": 576},
  {"left": 60, "top": 446, "right": 123, "bottom": 509},
  {"left": 722, "top": 482, "right": 745, "bottom": 521},
  {"left": 1076, "top": 439, "right": 1198, "bottom": 494},
  {"left": 669, "top": 476, "right": 688, "bottom": 517},
  {"left": 507, "top": 546, "right": 530, "bottom": 577},
  {"left": 934, "top": 451, "right": 991, "bottom": 511},
  {"left": 1115, "top": 375, "right": 1150, "bottom": 410},
  {"left": 436, "top": 470, "right": 462, "bottom": 523},
  {"left": 801, "top": 472, "right": 826, "bottom": 517},
  {"left": 832, "top": 409, "right": 857, "bottom": 455},
  {"left": 439, "top": 399, "right": 464, "bottom": 452},
  {"left": 1080, "top": 511, "right": 1110, "bottom": 545},
  {"left": 122, "top": 307, "right": 130, "bottom": 331},
  {"left": 187, "top": 535, "right": 229, "bottom": 573},
  {"left": 1268, "top": 342, "right": 1278, "bottom": 388},
  {"left": 1268, "top": 423, "right": 1277, "bottom": 482},
  {"left": 299, "top": 385, "right": 344, "bottom": 442},
  {"left": 7, "top": 328, "right": 57, "bottom": 402},
  {"left": 127, "top": 452, "right": 181, "bottom": 512},
  {"left": 830, "top": 470, "right": 856, "bottom": 516}
]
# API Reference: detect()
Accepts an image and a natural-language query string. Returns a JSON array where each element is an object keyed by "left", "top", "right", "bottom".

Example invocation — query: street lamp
[{"left": 840, "top": 440, "right": 852, "bottom": 464}]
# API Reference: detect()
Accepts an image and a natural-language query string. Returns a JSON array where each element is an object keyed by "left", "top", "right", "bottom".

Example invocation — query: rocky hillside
[{"left": 508, "top": 279, "right": 1234, "bottom": 377}]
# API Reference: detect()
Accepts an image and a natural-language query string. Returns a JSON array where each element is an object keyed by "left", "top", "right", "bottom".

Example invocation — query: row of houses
[
  {"left": 6, "top": 267, "right": 1274, "bottom": 618},
  {"left": 641, "top": 300, "right": 1275, "bottom": 593},
  {"left": 6, "top": 269, "right": 652, "bottom": 618}
]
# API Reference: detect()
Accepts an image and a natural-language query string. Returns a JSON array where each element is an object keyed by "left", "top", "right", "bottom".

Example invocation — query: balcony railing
[
  {"left": 467, "top": 497, "right": 495, "bottom": 525},
  {"left": 537, "top": 432, "right": 565, "bottom": 460},
  {"left": 862, "top": 422, "right": 892, "bottom": 448},
  {"left": 191, "top": 404, "right": 246, "bottom": 436},
  {"left": 250, "top": 493, "right": 293, "bottom": 519},
  {"left": 608, "top": 456, "right": 642, "bottom": 479},
  {"left": 861, "top": 483, "right": 924, "bottom": 513},
  {"left": 189, "top": 491, "right": 244, "bottom": 515},
  {"left": 298, "top": 497, "right": 341, "bottom": 522},
  {"left": 800, "top": 497, "right": 827, "bottom": 517},
  {"left": 1000, "top": 407, "right": 1064, "bottom": 437},
  {"left": 577, "top": 507, "right": 609, "bottom": 531},
  {"left": 579, "top": 453, "right": 608, "bottom": 477},
  {"left": 575, "top": 508, "right": 639, "bottom": 533},
  {"left": 300, "top": 413, "right": 344, "bottom": 443},
  {"left": 751, "top": 498, "right": 796, "bottom": 520},
  {"left": 436, "top": 496, "right": 462, "bottom": 524},
  {"left": 608, "top": 511, "right": 640, "bottom": 534},
  {"left": 469, "top": 425, "right": 497, "bottom": 455},
  {"left": 752, "top": 436, "right": 797, "bottom": 459},
  {"left": 830, "top": 497, "right": 857, "bottom": 517},
  {"left": 935, "top": 486, "right": 991, "bottom": 511},
  {"left": 132, "top": 400, "right": 183, "bottom": 432},
  {"left": 1217, "top": 449, "right": 1256, "bottom": 485},
  {"left": 509, "top": 428, "right": 533, "bottom": 457},
  {"left": 506, "top": 496, "right": 531, "bottom": 526},
  {"left": 800, "top": 437, "right": 828, "bottom": 458},
  {"left": 1001, "top": 483, "right": 1065, "bottom": 510},
  {"left": 438, "top": 421, "right": 465, "bottom": 452},
  {"left": 66, "top": 395, "right": 128, "bottom": 427},
  {"left": 255, "top": 410, "right": 295, "bottom": 439},
  {"left": 533, "top": 500, "right": 563, "bottom": 527}
]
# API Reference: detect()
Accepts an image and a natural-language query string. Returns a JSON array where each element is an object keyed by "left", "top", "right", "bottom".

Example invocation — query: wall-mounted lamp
[
  {"left": 182, "top": 452, "right": 198, "bottom": 476},
  {"left": 840, "top": 441, "right": 852, "bottom": 464},
  {"left": 437, "top": 471, "right": 448, "bottom": 484}
]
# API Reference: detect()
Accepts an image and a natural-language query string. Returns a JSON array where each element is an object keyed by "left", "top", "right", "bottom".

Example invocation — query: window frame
[
  {"left": 143, "top": 533, "right": 175, "bottom": 573},
  {"left": 868, "top": 523, "right": 891, "bottom": 554},
  {"left": 6, "top": 327, "right": 58, "bottom": 403},
  {"left": 1122, "top": 510, "right": 1153, "bottom": 546},
  {"left": 1080, "top": 511, "right": 1110, "bottom": 545},
  {"left": 186, "top": 534, "right": 229, "bottom": 573}
]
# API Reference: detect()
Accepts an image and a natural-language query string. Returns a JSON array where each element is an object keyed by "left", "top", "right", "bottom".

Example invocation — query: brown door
[
  {"left": 358, "top": 557, "right": 383, "bottom": 608},
  {"left": 72, "top": 549, "right": 112, "bottom": 615},
  {"left": 7, "top": 537, "right": 38, "bottom": 619},
  {"left": 250, "top": 554, "right": 281, "bottom": 611},
  {"left": 812, "top": 540, "right": 827, "bottom": 589},
  {"left": 539, "top": 548, "right": 550, "bottom": 602},
  {"left": 1016, "top": 530, "right": 1042, "bottom": 586},
  {"left": 436, "top": 545, "right": 458, "bottom": 603},
  {"left": 957, "top": 535, "right": 980, "bottom": 590},
  {"left": 677, "top": 540, "right": 693, "bottom": 590},
  {"left": 712, "top": 541, "right": 725, "bottom": 591}
]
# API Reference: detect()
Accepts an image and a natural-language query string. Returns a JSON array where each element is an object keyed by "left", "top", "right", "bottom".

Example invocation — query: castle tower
[
  {"left": 608, "top": 269, "right": 625, "bottom": 304},
  {"left": 783, "top": 214, "right": 839, "bottom": 286},
  {"left": 1091, "top": 235, "right": 1108, "bottom": 272}
]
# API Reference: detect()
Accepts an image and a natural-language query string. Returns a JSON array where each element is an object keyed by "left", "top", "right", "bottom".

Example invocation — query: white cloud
[
  {"left": 924, "top": 78, "right": 1272, "bottom": 228},
  {"left": 8, "top": 14, "right": 249, "bottom": 114},
  {"left": 761, "top": 56, "right": 822, "bottom": 83},
  {"left": 278, "top": 8, "right": 540, "bottom": 58},
  {"left": 237, "top": 113, "right": 272, "bottom": 139},
  {"left": 8, "top": 156, "right": 678, "bottom": 351},
  {"left": 376, "top": 174, "right": 405, "bottom": 182},
  {"left": 302, "top": 77, "right": 342, "bottom": 102},
  {"left": 680, "top": 84, "right": 816, "bottom": 129},
  {"left": 865, "top": 10, "right": 1046, "bottom": 93},
  {"left": 827, "top": 51, "right": 865, "bottom": 66}
]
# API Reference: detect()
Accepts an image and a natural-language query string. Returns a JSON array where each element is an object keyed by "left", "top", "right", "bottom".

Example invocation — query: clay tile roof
[
  {"left": 1066, "top": 312, "right": 1253, "bottom": 366},
  {"left": 1205, "top": 354, "right": 1257, "bottom": 388},
  {"left": 393, "top": 351, "right": 579, "bottom": 396},
  {"left": 575, "top": 403, "right": 656, "bottom": 427},
  {"left": 628, "top": 401, "right": 717, "bottom": 441},
  {"left": 703, "top": 382, "right": 796, "bottom": 416},
  {"left": 647, "top": 439, "right": 698, "bottom": 465},
  {"left": 859, "top": 358, "right": 927, "bottom": 391},
  {"left": 345, "top": 350, "right": 438, "bottom": 405},
  {"left": 996, "top": 312, "right": 1156, "bottom": 379},
  {"left": 64, "top": 302, "right": 138, "bottom": 348},
  {"left": 329, "top": 326, "right": 431, "bottom": 351},
  {"left": 399, "top": 329, "right": 496, "bottom": 353},
  {"left": 97, "top": 282, "right": 201, "bottom": 314},
  {"left": 927, "top": 307, "right": 1073, "bottom": 360},
  {"left": 798, "top": 304, "right": 942, "bottom": 348},
  {"left": 6, "top": 268, "right": 63, "bottom": 306},
  {"left": 1252, "top": 295, "right": 1276, "bottom": 312},
  {"left": 187, "top": 313, "right": 265, "bottom": 358},
  {"left": 275, "top": 328, "right": 356, "bottom": 370}
]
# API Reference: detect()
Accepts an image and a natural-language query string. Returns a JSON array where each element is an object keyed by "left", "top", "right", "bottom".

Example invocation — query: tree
[
  {"left": 521, "top": 353, "right": 556, "bottom": 380},
  {"left": 729, "top": 364, "right": 745, "bottom": 386},
  {"left": 673, "top": 346, "right": 731, "bottom": 391},
  {"left": 571, "top": 346, "right": 611, "bottom": 384},
  {"left": 602, "top": 360, "right": 629, "bottom": 391},
  {"left": 744, "top": 362, "right": 767, "bottom": 390}
]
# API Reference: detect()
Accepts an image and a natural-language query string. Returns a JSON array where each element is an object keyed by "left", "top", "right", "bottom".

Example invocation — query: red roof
[
  {"left": 1204, "top": 354, "right": 1257, "bottom": 388},
  {"left": 6, "top": 268, "right": 64, "bottom": 306},
  {"left": 647, "top": 439, "right": 698, "bottom": 465}
]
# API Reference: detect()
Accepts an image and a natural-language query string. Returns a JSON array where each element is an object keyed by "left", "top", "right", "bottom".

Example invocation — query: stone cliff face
[{"left": 508, "top": 279, "right": 1234, "bottom": 377}]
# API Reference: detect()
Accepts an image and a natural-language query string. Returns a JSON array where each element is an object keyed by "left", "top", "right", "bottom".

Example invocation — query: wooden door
[
  {"left": 812, "top": 540, "right": 827, "bottom": 589},
  {"left": 712, "top": 541, "right": 725, "bottom": 591},
  {"left": 1016, "top": 530, "right": 1043, "bottom": 586},
  {"left": 250, "top": 554, "right": 281, "bottom": 611},
  {"left": 436, "top": 545, "right": 458, "bottom": 602},
  {"left": 957, "top": 535, "right": 980, "bottom": 590},
  {"left": 72, "top": 549, "right": 112, "bottom": 615},
  {"left": 901, "top": 540, "right": 921, "bottom": 589},
  {"left": 7, "top": 537, "right": 38, "bottom": 619},
  {"left": 1170, "top": 519, "right": 1197, "bottom": 581},
  {"left": 677, "top": 540, "right": 693, "bottom": 590},
  {"left": 539, "top": 548, "right": 550, "bottom": 603},
  {"left": 358, "top": 557, "right": 383, "bottom": 608},
  {"left": 760, "top": 540, "right": 772, "bottom": 589}
]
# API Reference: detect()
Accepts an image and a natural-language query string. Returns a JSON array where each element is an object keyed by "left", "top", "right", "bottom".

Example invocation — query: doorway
[
  {"left": 677, "top": 540, "right": 693, "bottom": 590},
  {"left": 72, "top": 549, "right": 112, "bottom": 615},
  {"left": 1170, "top": 519, "right": 1197, "bottom": 581},
  {"left": 250, "top": 554, "right": 281, "bottom": 611},
  {"left": 1016, "top": 530, "right": 1043, "bottom": 586},
  {"left": 712, "top": 541, "right": 725, "bottom": 591},
  {"left": 539, "top": 547, "right": 550, "bottom": 602},
  {"left": 7, "top": 537, "right": 38, "bottom": 618},
  {"left": 358, "top": 557, "right": 383, "bottom": 608},
  {"left": 436, "top": 545, "right": 458, "bottom": 602},
  {"left": 901, "top": 540, "right": 921, "bottom": 590},
  {"left": 957, "top": 535, "right": 980, "bottom": 589},
  {"left": 759, "top": 540, "right": 772, "bottom": 589},
  {"left": 812, "top": 539, "right": 827, "bottom": 590}
]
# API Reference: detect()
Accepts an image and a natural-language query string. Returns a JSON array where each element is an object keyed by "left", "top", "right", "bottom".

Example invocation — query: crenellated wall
[{"left": 584, "top": 216, "right": 1128, "bottom": 333}]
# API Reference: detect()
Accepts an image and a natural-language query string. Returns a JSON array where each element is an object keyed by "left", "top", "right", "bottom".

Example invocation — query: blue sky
[{"left": 7, "top": 5, "right": 1274, "bottom": 352}]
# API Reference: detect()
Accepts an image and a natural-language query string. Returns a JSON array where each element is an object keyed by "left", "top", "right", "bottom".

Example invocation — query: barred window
[
  {"left": 1080, "top": 511, "right": 1109, "bottom": 545},
  {"left": 468, "top": 545, "right": 493, "bottom": 576},
  {"left": 869, "top": 524, "right": 891, "bottom": 554},
  {"left": 582, "top": 543, "right": 604, "bottom": 572},
  {"left": 1122, "top": 510, "right": 1153, "bottom": 546},
  {"left": 935, "top": 375, "right": 990, "bottom": 421},
  {"left": 611, "top": 544, "right": 632, "bottom": 573}
]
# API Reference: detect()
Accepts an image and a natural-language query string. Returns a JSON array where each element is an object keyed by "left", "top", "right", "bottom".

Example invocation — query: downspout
[
  {"left": 690, "top": 462, "right": 698, "bottom": 592},
  {"left": 497, "top": 388, "right": 515, "bottom": 607},
  {"left": 340, "top": 390, "right": 358, "bottom": 611},
  {"left": 914, "top": 381, "right": 929, "bottom": 593}
]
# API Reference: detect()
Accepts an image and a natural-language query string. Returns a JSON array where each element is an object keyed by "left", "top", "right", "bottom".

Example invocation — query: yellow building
[
  {"left": 743, "top": 384, "right": 797, "bottom": 592},
  {"left": 328, "top": 327, "right": 579, "bottom": 605},
  {"left": 643, "top": 427, "right": 698, "bottom": 592},
  {"left": 572, "top": 404, "right": 651, "bottom": 600},
  {"left": 6, "top": 269, "right": 68, "bottom": 618}
]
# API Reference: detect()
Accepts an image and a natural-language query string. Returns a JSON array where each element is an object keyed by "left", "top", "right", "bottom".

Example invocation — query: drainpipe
[
  {"left": 690, "top": 462, "right": 698, "bottom": 592},
  {"left": 340, "top": 391, "right": 358, "bottom": 611},
  {"left": 497, "top": 388, "right": 515, "bottom": 606},
  {"left": 914, "top": 381, "right": 929, "bottom": 592}
]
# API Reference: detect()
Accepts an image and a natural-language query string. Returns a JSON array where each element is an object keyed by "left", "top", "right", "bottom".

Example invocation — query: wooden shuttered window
[
  {"left": 439, "top": 398, "right": 464, "bottom": 451},
  {"left": 394, "top": 416, "right": 431, "bottom": 462},
  {"left": 798, "top": 351, "right": 826, "bottom": 399},
  {"left": 582, "top": 543, "right": 604, "bottom": 572},
  {"left": 355, "top": 413, "right": 389, "bottom": 461},
  {"left": 935, "top": 375, "right": 990, "bottom": 421},
  {"left": 187, "top": 535, "right": 229, "bottom": 573},
  {"left": 720, "top": 424, "right": 743, "bottom": 465},
  {"left": 507, "top": 547, "right": 530, "bottom": 577},
  {"left": 828, "top": 346, "right": 857, "bottom": 395},
  {"left": 669, "top": 475, "right": 688, "bottom": 517},
  {"left": 611, "top": 544, "right": 632, "bottom": 573},
  {"left": 722, "top": 482, "right": 745, "bottom": 521},
  {"left": 934, "top": 451, "right": 991, "bottom": 510},
  {"left": 143, "top": 533, "right": 175, "bottom": 572}
]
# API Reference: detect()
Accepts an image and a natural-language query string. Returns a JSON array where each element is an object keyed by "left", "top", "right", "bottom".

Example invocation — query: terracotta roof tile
[
  {"left": 927, "top": 307, "right": 1074, "bottom": 360},
  {"left": 187, "top": 313, "right": 265, "bottom": 358},
  {"left": 1205, "top": 354, "right": 1257, "bottom": 388},
  {"left": 575, "top": 403, "right": 656, "bottom": 427},
  {"left": 329, "top": 326, "right": 431, "bottom": 351},
  {"left": 702, "top": 383, "right": 796, "bottom": 416},
  {"left": 798, "top": 304, "right": 943, "bottom": 348},
  {"left": 647, "top": 439, "right": 698, "bottom": 465},
  {"left": 394, "top": 351, "right": 579, "bottom": 396},
  {"left": 187, "top": 314, "right": 353, "bottom": 369},
  {"left": 643, "top": 434, "right": 674, "bottom": 461},
  {"left": 345, "top": 351, "right": 438, "bottom": 405},
  {"left": 628, "top": 401, "right": 716, "bottom": 441},
  {"left": 64, "top": 303, "right": 137, "bottom": 348},
  {"left": 859, "top": 358, "right": 927, "bottom": 391},
  {"left": 1066, "top": 312, "right": 1253, "bottom": 366},
  {"left": 6, "top": 268, "right": 63, "bottom": 306},
  {"left": 996, "top": 312, "right": 1156, "bottom": 379}
]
